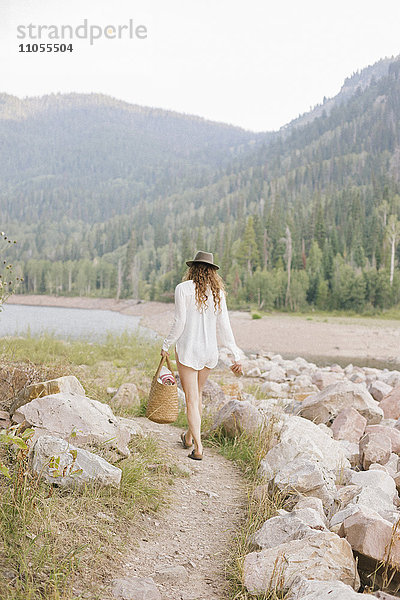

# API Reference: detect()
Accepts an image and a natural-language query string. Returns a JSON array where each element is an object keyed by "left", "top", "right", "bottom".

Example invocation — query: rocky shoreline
[
  {"left": 213, "top": 349, "right": 400, "bottom": 598},
  {"left": 3, "top": 345, "right": 400, "bottom": 597}
]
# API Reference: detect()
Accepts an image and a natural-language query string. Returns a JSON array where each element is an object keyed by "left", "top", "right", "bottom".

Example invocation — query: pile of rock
[
  {"left": 214, "top": 351, "right": 400, "bottom": 597},
  {"left": 4, "top": 375, "right": 143, "bottom": 489}
]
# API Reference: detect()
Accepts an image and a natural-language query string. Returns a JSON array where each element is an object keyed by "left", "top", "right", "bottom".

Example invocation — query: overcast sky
[{"left": 1, "top": 0, "right": 400, "bottom": 131}]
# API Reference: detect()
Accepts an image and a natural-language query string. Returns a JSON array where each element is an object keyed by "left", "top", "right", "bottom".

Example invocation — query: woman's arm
[
  {"left": 217, "top": 290, "right": 242, "bottom": 363},
  {"left": 161, "top": 284, "right": 187, "bottom": 353}
]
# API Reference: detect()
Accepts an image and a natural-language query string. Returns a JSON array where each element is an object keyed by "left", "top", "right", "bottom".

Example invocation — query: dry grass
[
  {"left": 0, "top": 430, "right": 182, "bottom": 600},
  {"left": 206, "top": 415, "right": 292, "bottom": 600},
  {"left": 0, "top": 333, "right": 182, "bottom": 599}
]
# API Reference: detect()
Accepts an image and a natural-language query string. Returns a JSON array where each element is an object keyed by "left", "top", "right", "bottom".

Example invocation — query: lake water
[{"left": 0, "top": 303, "right": 155, "bottom": 342}]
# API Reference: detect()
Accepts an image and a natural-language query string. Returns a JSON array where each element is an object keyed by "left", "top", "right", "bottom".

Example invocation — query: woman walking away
[{"left": 161, "top": 251, "right": 243, "bottom": 461}]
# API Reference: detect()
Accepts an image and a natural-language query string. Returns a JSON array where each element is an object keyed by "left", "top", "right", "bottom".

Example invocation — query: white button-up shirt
[{"left": 162, "top": 280, "right": 242, "bottom": 370}]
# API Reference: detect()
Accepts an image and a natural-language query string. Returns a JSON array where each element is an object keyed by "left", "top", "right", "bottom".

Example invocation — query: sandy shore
[{"left": 6, "top": 294, "right": 400, "bottom": 368}]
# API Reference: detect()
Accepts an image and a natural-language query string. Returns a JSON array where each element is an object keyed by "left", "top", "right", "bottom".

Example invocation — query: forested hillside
[{"left": 2, "top": 56, "right": 400, "bottom": 313}]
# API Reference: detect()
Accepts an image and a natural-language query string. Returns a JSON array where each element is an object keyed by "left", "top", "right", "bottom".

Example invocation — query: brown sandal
[
  {"left": 180, "top": 432, "right": 193, "bottom": 449},
  {"left": 188, "top": 449, "right": 203, "bottom": 461}
]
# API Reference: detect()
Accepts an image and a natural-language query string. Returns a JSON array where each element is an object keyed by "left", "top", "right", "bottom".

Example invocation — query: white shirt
[{"left": 162, "top": 280, "right": 242, "bottom": 370}]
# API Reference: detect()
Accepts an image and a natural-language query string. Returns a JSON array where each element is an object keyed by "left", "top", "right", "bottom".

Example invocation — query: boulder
[
  {"left": 330, "top": 504, "right": 361, "bottom": 528},
  {"left": 201, "top": 379, "right": 227, "bottom": 415},
  {"left": 348, "top": 469, "right": 397, "bottom": 500},
  {"left": 336, "top": 484, "right": 363, "bottom": 510},
  {"left": 342, "top": 470, "right": 399, "bottom": 520},
  {"left": 370, "top": 453, "right": 399, "bottom": 478},
  {"left": 369, "top": 381, "right": 393, "bottom": 402},
  {"left": 380, "top": 386, "right": 400, "bottom": 420},
  {"left": 293, "top": 496, "right": 327, "bottom": 523},
  {"left": 312, "top": 371, "right": 344, "bottom": 390},
  {"left": 273, "top": 457, "right": 334, "bottom": 505},
  {"left": 10, "top": 375, "right": 86, "bottom": 414},
  {"left": 384, "top": 372, "right": 400, "bottom": 388},
  {"left": 117, "top": 417, "right": 144, "bottom": 437},
  {"left": 111, "top": 577, "right": 161, "bottom": 600},
  {"left": 349, "top": 372, "right": 365, "bottom": 384},
  {"left": 13, "top": 392, "right": 130, "bottom": 456},
  {"left": 359, "top": 432, "right": 392, "bottom": 470},
  {"left": 259, "top": 381, "right": 287, "bottom": 397},
  {"left": 259, "top": 416, "right": 350, "bottom": 492},
  {"left": 336, "top": 440, "right": 360, "bottom": 467},
  {"left": 331, "top": 407, "right": 367, "bottom": 443},
  {"left": 365, "top": 425, "right": 400, "bottom": 454},
  {"left": 32, "top": 435, "right": 122, "bottom": 488},
  {"left": 343, "top": 507, "right": 400, "bottom": 567},
  {"left": 299, "top": 381, "right": 383, "bottom": 425},
  {"left": 287, "top": 578, "right": 376, "bottom": 599},
  {"left": 243, "top": 531, "right": 359, "bottom": 594},
  {"left": 250, "top": 511, "right": 326, "bottom": 550},
  {"left": 261, "top": 365, "right": 286, "bottom": 382},
  {"left": 211, "top": 400, "right": 263, "bottom": 437},
  {"left": 110, "top": 383, "right": 140, "bottom": 410}
]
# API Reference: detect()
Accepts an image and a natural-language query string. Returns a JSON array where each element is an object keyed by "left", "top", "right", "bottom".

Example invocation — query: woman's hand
[
  {"left": 161, "top": 349, "right": 169, "bottom": 357},
  {"left": 230, "top": 361, "right": 242, "bottom": 375}
]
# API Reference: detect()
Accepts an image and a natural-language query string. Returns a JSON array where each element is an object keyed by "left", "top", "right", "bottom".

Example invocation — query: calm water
[{"left": 0, "top": 304, "right": 154, "bottom": 341}]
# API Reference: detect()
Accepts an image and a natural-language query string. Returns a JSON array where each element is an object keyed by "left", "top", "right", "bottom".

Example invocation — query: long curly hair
[{"left": 183, "top": 263, "right": 225, "bottom": 313}]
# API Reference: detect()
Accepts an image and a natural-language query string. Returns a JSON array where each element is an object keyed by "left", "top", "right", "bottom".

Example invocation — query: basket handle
[{"left": 154, "top": 354, "right": 176, "bottom": 381}]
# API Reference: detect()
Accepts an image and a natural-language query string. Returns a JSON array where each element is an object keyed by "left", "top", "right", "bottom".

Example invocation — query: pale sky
[{"left": 1, "top": 0, "right": 400, "bottom": 131}]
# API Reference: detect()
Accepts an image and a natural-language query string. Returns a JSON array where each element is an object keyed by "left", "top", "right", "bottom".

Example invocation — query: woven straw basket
[{"left": 146, "top": 355, "right": 179, "bottom": 424}]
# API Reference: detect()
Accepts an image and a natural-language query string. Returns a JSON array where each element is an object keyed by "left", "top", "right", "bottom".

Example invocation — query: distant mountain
[
  {"left": 3, "top": 55, "right": 400, "bottom": 313},
  {"left": 284, "top": 55, "right": 399, "bottom": 130},
  {"left": 0, "top": 93, "right": 263, "bottom": 222}
]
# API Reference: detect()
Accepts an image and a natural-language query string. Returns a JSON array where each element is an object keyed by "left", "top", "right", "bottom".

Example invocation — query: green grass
[{"left": 0, "top": 330, "right": 161, "bottom": 373}]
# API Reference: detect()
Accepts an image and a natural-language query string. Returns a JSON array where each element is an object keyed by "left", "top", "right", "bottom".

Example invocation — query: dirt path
[{"left": 123, "top": 418, "right": 246, "bottom": 600}]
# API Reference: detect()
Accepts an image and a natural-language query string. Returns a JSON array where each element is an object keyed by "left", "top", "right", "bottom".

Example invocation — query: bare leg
[
  {"left": 175, "top": 349, "right": 203, "bottom": 455},
  {"left": 197, "top": 365, "right": 211, "bottom": 419}
]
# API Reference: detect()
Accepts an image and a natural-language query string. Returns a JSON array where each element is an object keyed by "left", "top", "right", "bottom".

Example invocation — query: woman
[{"left": 161, "top": 251, "right": 243, "bottom": 461}]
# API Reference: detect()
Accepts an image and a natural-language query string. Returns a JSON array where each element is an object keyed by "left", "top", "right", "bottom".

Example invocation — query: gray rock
[
  {"left": 259, "top": 381, "right": 287, "bottom": 397},
  {"left": 201, "top": 379, "right": 226, "bottom": 415},
  {"left": 111, "top": 383, "right": 140, "bottom": 410},
  {"left": 273, "top": 457, "right": 333, "bottom": 504},
  {"left": 369, "top": 380, "right": 393, "bottom": 402},
  {"left": 13, "top": 392, "right": 131, "bottom": 456},
  {"left": 111, "top": 577, "right": 161, "bottom": 600},
  {"left": 293, "top": 496, "right": 326, "bottom": 522},
  {"left": 243, "top": 531, "right": 359, "bottom": 594},
  {"left": 250, "top": 509, "right": 327, "bottom": 550},
  {"left": 336, "top": 440, "right": 360, "bottom": 467},
  {"left": 298, "top": 381, "right": 383, "bottom": 425},
  {"left": 250, "top": 515, "right": 311, "bottom": 550},
  {"left": 211, "top": 400, "right": 263, "bottom": 437},
  {"left": 261, "top": 365, "right": 286, "bottom": 382},
  {"left": 359, "top": 432, "right": 392, "bottom": 470},
  {"left": 32, "top": 435, "right": 122, "bottom": 488},
  {"left": 259, "top": 416, "right": 349, "bottom": 500},
  {"left": 287, "top": 578, "right": 376, "bottom": 599},
  {"left": 290, "top": 506, "right": 327, "bottom": 529},
  {"left": 10, "top": 375, "right": 86, "bottom": 414},
  {"left": 118, "top": 417, "right": 144, "bottom": 437}
]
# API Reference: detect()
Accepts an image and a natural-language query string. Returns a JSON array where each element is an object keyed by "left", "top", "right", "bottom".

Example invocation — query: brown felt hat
[{"left": 186, "top": 250, "right": 219, "bottom": 269}]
